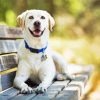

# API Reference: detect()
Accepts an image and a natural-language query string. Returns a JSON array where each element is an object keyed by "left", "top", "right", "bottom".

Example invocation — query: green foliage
[
  {"left": 5, "top": 10, "right": 16, "bottom": 26},
  {"left": 0, "top": 0, "right": 100, "bottom": 68},
  {"left": 68, "top": 0, "right": 85, "bottom": 16},
  {"left": 0, "top": 0, "right": 15, "bottom": 21},
  {"left": 51, "top": 37, "right": 100, "bottom": 68}
]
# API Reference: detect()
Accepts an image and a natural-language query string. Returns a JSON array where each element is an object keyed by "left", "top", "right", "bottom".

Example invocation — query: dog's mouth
[{"left": 28, "top": 28, "right": 45, "bottom": 37}]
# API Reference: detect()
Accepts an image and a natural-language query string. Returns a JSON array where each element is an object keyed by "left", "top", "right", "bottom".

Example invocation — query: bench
[{"left": 0, "top": 25, "right": 92, "bottom": 100}]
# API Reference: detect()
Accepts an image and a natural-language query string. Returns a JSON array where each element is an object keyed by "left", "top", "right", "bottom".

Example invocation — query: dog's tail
[
  {"left": 55, "top": 65, "right": 94, "bottom": 81},
  {"left": 67, "top": 64, "right": 94, "bottom": 75}
]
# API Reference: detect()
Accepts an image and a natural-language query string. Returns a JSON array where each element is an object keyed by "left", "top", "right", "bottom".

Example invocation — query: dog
[{"left": 14, "top": 10, "right": 93, "bottom": 94}]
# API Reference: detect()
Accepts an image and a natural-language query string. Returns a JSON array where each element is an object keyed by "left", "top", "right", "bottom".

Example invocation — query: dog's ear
[
  {"left": 17, "top": 10, "right": 28, "bottom": 29},
  {"left": 46, "top": 12, "right": 55, "bottom": 32}
]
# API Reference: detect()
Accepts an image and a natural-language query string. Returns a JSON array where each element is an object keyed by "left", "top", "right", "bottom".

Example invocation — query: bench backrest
[{"left": 0, "top": 25, "right": 23, "bottom": 92}]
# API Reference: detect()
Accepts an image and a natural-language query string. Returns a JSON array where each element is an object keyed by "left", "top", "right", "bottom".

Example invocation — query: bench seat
[
  {"left": 0, "top": 25, "right": 92, "bottom": 100},
  {"left": 0, "top": 73, "right": 89, "bottom": 100}
]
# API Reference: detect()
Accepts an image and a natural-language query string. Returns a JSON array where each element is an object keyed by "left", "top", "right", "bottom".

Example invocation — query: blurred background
[{"left": 0, "top": 0, "right": 100, "bottom": 99}]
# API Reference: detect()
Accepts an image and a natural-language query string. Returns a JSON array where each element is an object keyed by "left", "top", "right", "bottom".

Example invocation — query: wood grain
[
  {"left": 0, "top": 71, "right": 16, "bottom": 92},
  {"left": 0, "top": 54, "right": 18, "bottom": 72},
  {"left": 0, "top": 40, "right": 22, "bottom": 54},
  {"left": 0, "top": 87, "right": 19, "bottom": 100},
  {"left": 55, "top": 74, "right": 89, "bottom": 100},
  {"left": 32, "top": 81, "right": 70, "bottom": 100},
  {"left": 0, "top": 73, "right": 91, "bottom": 100},
  {"left": 0, "top": 25, "right": 23, "bottom": 39}
]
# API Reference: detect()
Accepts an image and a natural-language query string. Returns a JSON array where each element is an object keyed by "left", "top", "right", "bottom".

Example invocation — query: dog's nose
[{"left": 34, "top": 21, "right": 40, "bottom": 27}]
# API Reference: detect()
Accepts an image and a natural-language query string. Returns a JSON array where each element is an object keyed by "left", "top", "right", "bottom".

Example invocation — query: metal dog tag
[{"left": 41, "top": 54, "right": 47, "bottom": 62}]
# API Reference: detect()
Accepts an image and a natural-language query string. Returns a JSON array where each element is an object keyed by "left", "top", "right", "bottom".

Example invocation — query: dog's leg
[
  {"left": 52, "top": 51, "right": 75, "bottom": 80},
  {"left": 35, "top": 63, "right": 56, "bottom": 94},
  {"left": 52, "top": 52, "right": 94, "bottom": 80},
  {"left": 35, "top": 75, "right": 53, "bottom": 94},
  {"left": 14, "top": 61, "right": 33, "bottom": 94},
  {"left": 35, "top": 75, "right": 55, "bottom": 94}
]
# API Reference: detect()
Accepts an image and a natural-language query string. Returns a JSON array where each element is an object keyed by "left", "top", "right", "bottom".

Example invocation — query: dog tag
[{"left": 41, "top": 54, "right": 47, "bottom": 62}]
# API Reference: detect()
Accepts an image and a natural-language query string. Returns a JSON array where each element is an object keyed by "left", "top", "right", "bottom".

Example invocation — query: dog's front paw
[
  {"left": 21, "top": 85, "right": 33, "bottom": 94},
  {"left": 35, "top": 85, "right": 47, "bottom": 94}
]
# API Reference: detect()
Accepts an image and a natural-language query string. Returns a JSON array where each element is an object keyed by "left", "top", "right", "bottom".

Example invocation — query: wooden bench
[{"left": 0, "top": 25, "right": 92, "bottom": 100}]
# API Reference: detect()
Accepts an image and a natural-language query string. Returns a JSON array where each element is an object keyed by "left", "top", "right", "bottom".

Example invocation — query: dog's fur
[{"left": 14, "top": 10, "right": 92, "bottom": 94}]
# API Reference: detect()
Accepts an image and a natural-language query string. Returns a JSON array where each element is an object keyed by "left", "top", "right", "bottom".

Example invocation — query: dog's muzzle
[{"left": 28, "top": 28, "right": 45, "bottom": 37}]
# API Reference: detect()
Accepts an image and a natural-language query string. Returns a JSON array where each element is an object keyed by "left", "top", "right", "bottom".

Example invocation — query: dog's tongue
[{"left": 33, "top": 29, "right": 41, "bottom": 36}]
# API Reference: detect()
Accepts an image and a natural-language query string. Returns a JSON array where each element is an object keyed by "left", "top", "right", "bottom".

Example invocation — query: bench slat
[
  {"left": 0, "top": 54, "right": 18, "bottom": 72},
  {"left": 11, "top": 93, "right": 36, "bottom": 100},
  {"left": 0, "top": 72, "right": 91, "bottom": 100},
  {"left": 0, "top": 87, "right": 19, "bottom": 100},
  {"left": 55, "top": 87, "right": 79, "bottom": 100},
  {"left": 68, "top": 74, "right": 88, "bottom": 95},
  {"left": 0, "top": 25, "right": 23, "bottom": 39},
  {"left": 55, "top": 74, "right": 89, "bottom": 100},
  {"left": 11, "top": 81, "right": 70, "bottom": 100},
  {"left": 0, "top": 87, "right": 35, "bottom": 100},
  {"left": 0, "top": 40, "right": 22, "bottom": 54},
  {"left": 32, "top": 80, "right": 70, "bottom": 100},
  {"left": 0, "top": 71, "right": 16, "bottom": 91}
]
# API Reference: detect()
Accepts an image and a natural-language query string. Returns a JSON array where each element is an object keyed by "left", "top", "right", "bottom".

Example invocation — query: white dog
[{"left": 14, "top": 10, "right": 92, "bottom": 94}]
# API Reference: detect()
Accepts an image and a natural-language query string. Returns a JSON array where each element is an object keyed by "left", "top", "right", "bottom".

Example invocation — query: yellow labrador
[{"left": 14, "top": 10, "right": 92, "bottom": 94}]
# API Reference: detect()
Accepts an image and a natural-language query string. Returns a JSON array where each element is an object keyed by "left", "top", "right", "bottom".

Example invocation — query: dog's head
[{"left": 17, "top": 10, "right": 55, "bottom": 38}]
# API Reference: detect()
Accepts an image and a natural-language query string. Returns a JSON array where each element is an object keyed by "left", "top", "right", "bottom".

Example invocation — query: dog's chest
[
  {"left": 27, "top": 52, "right": 49, "bottom": 71},
  {"left": 28, "top": 54, "right": 42, "bottom": 68}
]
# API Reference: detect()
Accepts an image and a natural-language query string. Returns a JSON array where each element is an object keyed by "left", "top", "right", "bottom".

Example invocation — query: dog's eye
[
  {"left": 41, "top": 16, "right": 45, "bottom": 19},
  {"left": 29, "top": 16, "right": 34, "bottom": 19}
]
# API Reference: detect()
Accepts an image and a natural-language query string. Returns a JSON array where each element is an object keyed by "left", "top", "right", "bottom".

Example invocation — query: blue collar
[{"left": 24, "top": 40, "right": 47, "bottom": 53}]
